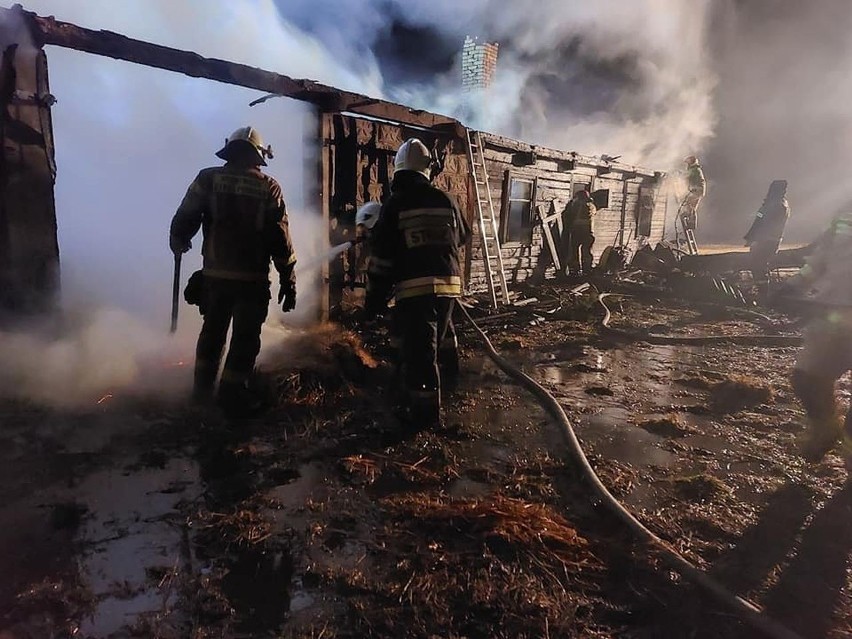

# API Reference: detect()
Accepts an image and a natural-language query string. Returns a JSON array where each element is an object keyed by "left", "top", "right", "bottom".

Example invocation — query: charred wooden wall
[
  {"left": 0, "top": 16, "right": 59, "bottom": 315},
  {"left": 322, "top": 114, "right": 471, "bottom": 315},
  {"left": 467, "top": 133, "right": 667, "bottom": 291}
]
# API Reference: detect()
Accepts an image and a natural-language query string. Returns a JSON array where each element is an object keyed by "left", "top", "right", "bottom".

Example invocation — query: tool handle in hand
[{"left": 170, "top": 253, "right": 182, "bottom": 333}]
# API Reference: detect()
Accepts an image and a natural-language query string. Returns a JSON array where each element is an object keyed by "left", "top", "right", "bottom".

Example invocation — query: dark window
[
  {"left": 501, "top": 173, "right": 536, "bottom": 244},
  {"left": 636, "top": 186, "right": 655, "bottom": 237}
]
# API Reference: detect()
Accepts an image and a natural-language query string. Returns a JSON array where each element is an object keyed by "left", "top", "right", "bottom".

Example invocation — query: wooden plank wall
[
  {"left": 0, "top": 27, "right": 60, "bottom": 315},
  {"left": 467, "top": 134, "right": 667, "bottom": 293},
  {"left": 324, "top": 114, "right": 470, "bottom": 315}
]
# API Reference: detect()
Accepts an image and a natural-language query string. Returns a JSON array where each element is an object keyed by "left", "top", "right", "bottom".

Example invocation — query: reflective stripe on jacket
[{"left": 367, "top": 171, "right": 470, "bottom": 303}]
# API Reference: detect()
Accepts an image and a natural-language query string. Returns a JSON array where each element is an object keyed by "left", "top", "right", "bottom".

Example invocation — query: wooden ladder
[
  {"left": 466, "top": 129, "right": 509, "bottom": 308},
  {"left": 676, "top": 199, "right": 699, "bottom": 256},
  {"left": 684, "top": 228, "right": 699, "bottom": 255}
]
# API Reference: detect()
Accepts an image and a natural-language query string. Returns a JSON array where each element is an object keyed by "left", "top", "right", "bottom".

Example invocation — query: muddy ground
[{"left": 1, "top": 282, "right": 851, "bottom": 639}]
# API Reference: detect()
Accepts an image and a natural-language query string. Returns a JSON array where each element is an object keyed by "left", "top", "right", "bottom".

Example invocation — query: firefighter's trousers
[
  {"left": 749, "top": 239, "right": 781, "bottom": 282},
  {"left": 679, "top": 193, "right": 702, "bottom": 231},
  {"left": 394, "top": 295, "right": 456, "bottom": 424},
  {"left": 792, "top": 311, "right": 852, "bottom": 457},
  {"left": 567, "top": 225, "right": 595, "bottom": 274},
  {"left": 193, "top": 276, "right": 270, "bottom": 398}
]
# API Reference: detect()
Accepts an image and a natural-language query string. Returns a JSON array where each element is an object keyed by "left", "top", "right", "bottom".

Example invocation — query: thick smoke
[
  {"left": 280, "top": 0, "right": 851, "bottom": 243},
  {"left": 0, "top": 0, "right": 379, "bottom": 406},
  {"left": 279, "top": 0, "right": 718, "bottom": 169},
  {"left": 3, "top": 0, "right": 845, "bottom": 406},
  {"left": 702, "top": 0, "right": 852, "bottom": 243}
]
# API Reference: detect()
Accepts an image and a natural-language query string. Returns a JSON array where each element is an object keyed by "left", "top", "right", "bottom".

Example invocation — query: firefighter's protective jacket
[
  {"left": 687, "top": 163, "right": 707, "bottom": 197},
  {"left": 566, "top": 199, "right": 597, "bottom": 231},
  {"left": 366, "top": 171, "right": 470, "bottom": 305},
  {"left": 170, "top": 165, "right": 296, "bottom": 285},
  {"left": 745, "top": 182, "right": 790, "bottom": 245},
  {"left": 796, "top": 212, "right": 852, "bottom": 307}
]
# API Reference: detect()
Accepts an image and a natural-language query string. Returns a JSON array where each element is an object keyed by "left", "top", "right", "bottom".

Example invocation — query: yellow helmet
[
  {"left": 216, "top": 126, "right": 273, "bottom": 166},
  {"left": 394, "top": 138, "right": 432, "bottom": 179}
]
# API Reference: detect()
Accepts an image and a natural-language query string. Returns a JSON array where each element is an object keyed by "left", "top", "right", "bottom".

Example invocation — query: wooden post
[
  {"left": 319, "top": 111, "right": 332, "bottom": 319},
  {"left": 0, "top": 6, "right": 60, "bottom": 315}
]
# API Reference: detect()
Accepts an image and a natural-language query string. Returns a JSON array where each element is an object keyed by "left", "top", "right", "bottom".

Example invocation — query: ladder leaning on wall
[{"left": 465, "top": 129, "right": 510, "bottom": 309}]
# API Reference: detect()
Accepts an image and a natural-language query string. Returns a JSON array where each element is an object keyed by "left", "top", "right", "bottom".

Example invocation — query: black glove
[
  {"left": 278, "top": 283, "right": 296, "bottom": 313},
  {"left": 364, "top": 292, "right": 387, "bottom": 320},
  {"left": 170, "top": 234, "right": 191, "bottom": 255}
]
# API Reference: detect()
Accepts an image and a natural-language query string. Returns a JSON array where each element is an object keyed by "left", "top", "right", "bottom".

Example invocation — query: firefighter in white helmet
[
  {"left": 170, "top": 126, "right": 296, "bottom": 417},
  {"left": 785, "top": 209, "right": 852, "bottom": 463},
  {"left": 356, "top": 202, "right": 382, "bottom": 231},
  {"left": 366, "top": 138, "right": 470, "bottom": 429}
]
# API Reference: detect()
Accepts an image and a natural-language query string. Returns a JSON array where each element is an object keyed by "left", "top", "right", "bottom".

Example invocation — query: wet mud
[{"left": 1, "top": 295, "right": 851, "bottom": 638}]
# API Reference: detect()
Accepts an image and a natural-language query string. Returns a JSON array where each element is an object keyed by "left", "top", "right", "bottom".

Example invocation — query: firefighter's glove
[
  {"left": 364, "top": 292, "right": 387, "bottom": 320},
  {"left": 278, "top": 283, "right": 297, "bottom": 313},
  {"left": 170, "top": 234, "right": 191, "bottom": 255}
]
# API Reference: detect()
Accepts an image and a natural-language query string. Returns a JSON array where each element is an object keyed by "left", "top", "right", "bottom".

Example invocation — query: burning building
[{"left": 0, "top": 4, "right": 669, "bottom": 318}]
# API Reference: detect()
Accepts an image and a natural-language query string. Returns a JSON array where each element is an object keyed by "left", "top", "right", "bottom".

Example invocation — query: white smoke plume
[
  {"left": 702, "top": 0, "right": 852, "bottom": 243},
  {"left": 3, "top": 0, "right": 842, "bottom": 406},
  {"left": 0, "top": 0, "right": 381, "bottom": 406},
  {"left": 277, "top": 0, "right": 718, "bottom": 169}
]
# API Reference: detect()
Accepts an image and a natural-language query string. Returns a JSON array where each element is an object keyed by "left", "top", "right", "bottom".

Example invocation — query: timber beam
[{"left": 5, "top": 4, "right": 465, "bottom": 136}]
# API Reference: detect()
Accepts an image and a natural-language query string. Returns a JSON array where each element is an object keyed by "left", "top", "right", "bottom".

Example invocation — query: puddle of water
[
  {"left": 469, "top": 441, "right": 513, "bottom": 465},
  {"left": 289, "top": 586, "right": 315, "bottom": 613},
  {"left": 270, "top": 463, "right": 328, "bottom": 508},
  {"left": 580, "top": 414, "right": 677, "bottom": 468},
  {"left": 75, "top": 457, "right": 200, "bottom": 638}
]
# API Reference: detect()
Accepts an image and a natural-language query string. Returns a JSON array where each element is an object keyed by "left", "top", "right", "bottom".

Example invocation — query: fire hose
[
  {"left": 597, "top": 292, "right": 803, "bottom": 347},
  {"left": 458, "top": 302, "right": 804, "bottom": 639}
]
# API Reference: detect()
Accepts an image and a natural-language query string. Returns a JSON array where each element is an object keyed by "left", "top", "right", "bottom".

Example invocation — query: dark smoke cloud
[
  {"left": 276, "top": 0, "right": 717, "bottom": 178},
  {"left": 279, "top": 0, "right": 852, "bottom": 243}
]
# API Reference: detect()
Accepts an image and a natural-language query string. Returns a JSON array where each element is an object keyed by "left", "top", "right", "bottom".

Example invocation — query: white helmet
[
  {"left": 356, "top": 202, "right": 382, "bottom": 230},
  {"left": 216, "top": 126, "right": 273, "bottom": 166},
  {"left": 394, "top": 138, "right": 432, "bottom": 179}
]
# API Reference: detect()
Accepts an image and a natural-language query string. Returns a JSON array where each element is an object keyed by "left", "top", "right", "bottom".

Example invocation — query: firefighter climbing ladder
[
  {"left": 675, "top": 198, "right": 699, "bottom": 255},
  {"left": 466, "top": 129, "right": 510, "bottom": 308}
]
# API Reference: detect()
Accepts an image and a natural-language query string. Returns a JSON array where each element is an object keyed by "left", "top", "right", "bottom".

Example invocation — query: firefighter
[
  {"left": 785, "top": 210, "right": 852, "bottom": 463},
  {"left": 365, "top": 138, "right": 470, "bottom": 428},
  {"left": 679, "top": 155, "right": 706, "bottom": 233},
  {"left": 744, "top": 179, "right": 790, "bottom": 283},
  {"left": 562, "top": 189, "right": 597, "bottom": 275},
  {"left": 169, "top": 126, "right": 297, "bottom": 417}
]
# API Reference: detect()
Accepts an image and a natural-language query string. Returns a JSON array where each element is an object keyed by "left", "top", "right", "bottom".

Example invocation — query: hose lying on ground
[
  {"left": 597, "top": 293, "right": 803, "bottom": 347},
  {"left": 458, "top": 302, "right": 804, "bottom": 639}
]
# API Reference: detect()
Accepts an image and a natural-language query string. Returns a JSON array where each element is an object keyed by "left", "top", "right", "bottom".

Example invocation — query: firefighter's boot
[
  {"left": 405, "top": 386, "right": 442, "bottom": 432},
  {"left": 192, "top": 362, "right": 218, "bottom": 405},
  {"left": 217, "top": 380, "right": 265, "bottom": 419},
  {"left": 798, "top": 415, "right": 843, "bottom": 463},
  {"left": 792, "top": 369, "right": 841, "bottom": 463}
]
